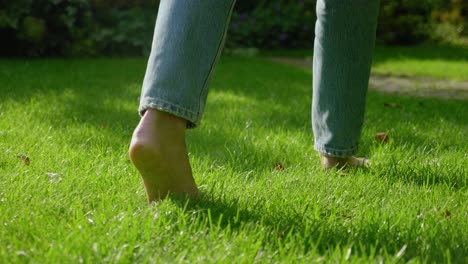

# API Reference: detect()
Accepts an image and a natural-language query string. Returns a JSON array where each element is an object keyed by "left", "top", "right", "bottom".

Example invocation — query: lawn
[
  {"left": 0, "top": 45, "right": 467, "bottom": 263},
  {"left": 262, "top": 44, "right": 468, "bottom": 81}
]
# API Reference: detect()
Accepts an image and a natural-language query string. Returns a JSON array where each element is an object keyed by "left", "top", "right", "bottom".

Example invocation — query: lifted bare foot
[
  {"left": 129, "top": 109, "right": 200, "bottom": 203},
  {"left": 320, "top": 153, "right": 369, "bottom": 170}
]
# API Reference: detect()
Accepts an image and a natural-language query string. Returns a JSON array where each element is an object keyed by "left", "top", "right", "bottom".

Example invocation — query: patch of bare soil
[{"left": 269, "top": 57, "right": 468, "bottom": 100}]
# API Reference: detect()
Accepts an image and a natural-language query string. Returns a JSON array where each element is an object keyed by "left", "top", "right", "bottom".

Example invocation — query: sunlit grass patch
[{"left": 0, "top": 53, "right": 466, "bottom": 263}]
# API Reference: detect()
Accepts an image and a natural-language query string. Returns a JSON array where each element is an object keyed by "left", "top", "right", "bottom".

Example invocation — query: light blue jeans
[{"left": 139, "top": 0, "right": 380, "bottom": 157}]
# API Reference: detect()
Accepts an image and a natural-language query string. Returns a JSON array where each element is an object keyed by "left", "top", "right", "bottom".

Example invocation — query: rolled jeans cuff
[
  {"left": 139, "top": 97, "right": 200, "bottom": 128},
  {"left": 314, "top": 143, "right": 359, "bottom": 157}
]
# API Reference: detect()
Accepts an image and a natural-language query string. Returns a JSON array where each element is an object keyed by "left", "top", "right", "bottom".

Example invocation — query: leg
[
  {"left": 312, "top": 0, "right": 380, "bottom": 169},
  {"left": 130, "top": 0, "right": 236, "bottom": 202}
]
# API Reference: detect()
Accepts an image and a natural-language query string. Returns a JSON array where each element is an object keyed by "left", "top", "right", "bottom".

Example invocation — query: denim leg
[
  {"left": 312, "top": 0, "right": 380, "bottom": 157},
  {"left": 139, "top": 0, "right": 236, "bottom": 128}
]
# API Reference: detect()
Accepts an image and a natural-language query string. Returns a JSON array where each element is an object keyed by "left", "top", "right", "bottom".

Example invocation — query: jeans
[{"left": 139, "top": 0, "right": 380, "bottom": 157}]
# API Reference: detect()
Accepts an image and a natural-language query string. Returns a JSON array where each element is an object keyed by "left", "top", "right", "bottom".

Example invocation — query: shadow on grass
[
  {"left": 169, "top": 189, "right": 465, "bottom": 262},
  {"left": 0, "top": 58, "right": 145, "bottom": 142},
  {"left": 1, "top": 56, "right": 465, "bottom": 188},
  {"left": 189, "top": 88, "right": 467, "bottom": 188},
  {"left": 1, "top": 55, "right": 466, "bottom": 262},
  {"left": 213, "top": 55, "right": 312, "bottom": 105},
  {"left": 376, "top": 157, "right": 466, "bottom": 190}
]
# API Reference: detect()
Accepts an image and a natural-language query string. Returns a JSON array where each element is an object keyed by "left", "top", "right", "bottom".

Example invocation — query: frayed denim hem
[
  {"left": 139, "top": 97, "right": 200, "bottom": 128},
  {"left": 314, "top": 144, "right": 358, "bottom": 158}
]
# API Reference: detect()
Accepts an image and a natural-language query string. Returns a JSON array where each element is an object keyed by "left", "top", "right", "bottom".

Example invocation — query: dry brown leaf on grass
[
  {"left": 375, "top": 132, "right": 389, "bottom": 144},
  {"left": 441, "top": 210, "right": 451, "bottom": 217},
  {"left": 274, "top": 162, "right": 285, "bottom": 171},
  {"left": 16, "top": 154, "right": 30, "bottom": 165},
  {"left": 384, "top": 102, "right": 402, "bottom": 108}
]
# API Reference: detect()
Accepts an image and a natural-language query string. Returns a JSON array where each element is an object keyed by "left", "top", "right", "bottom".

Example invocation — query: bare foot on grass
[
  {"left": 320, "top": 154, "right": 370, "bottom": 170},
  {"left": 129, "top": 109, "right": 200, "bottom": 203}
]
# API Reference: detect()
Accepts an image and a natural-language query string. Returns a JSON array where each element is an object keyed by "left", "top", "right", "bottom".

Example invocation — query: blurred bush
[
  {"left": 429, "top": 0, "right": 467, "bottom": 44},
  {"left": 0, "top": 0, "right": 158, "bottom": 56},
  {"left": 377, "top": 0, "right": 437, "bottom": 45},
  {"left": 89, "top": 0, "right": 158, "bottom": 55},
  {"left": 226, "top": 0, "right": 316, "bottom": 49},
  {"left": 91, "top": 8, "right": 156, "bottom": 55},
  {"left": 376, "top": 0, "right": 467, "bottom": 45},
  {"left": 0, "top": 0, "right": 465, "bottom": 57},
  {"left": 0, "top": 0, "right": 92, "bottom": 56}
]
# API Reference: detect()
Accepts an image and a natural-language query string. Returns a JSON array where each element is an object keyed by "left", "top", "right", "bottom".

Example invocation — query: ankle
[
  {"left": 129, "top": 109, "right": 188, "bottom": 163},
  {"left": 133, "top": 109, "right": 186, "bottom": 142},
  {"left": 144, "top": 109, "right": 187, "bottom": 133},
  {"left": 320, "top": 154, "right": 346, "bottom": 167},
  {"left": 319, "top": 153, "right": 369, "bottom": 169}
]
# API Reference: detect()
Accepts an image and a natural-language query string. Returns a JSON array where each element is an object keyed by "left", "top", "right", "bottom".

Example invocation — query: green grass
[
  {"left": 372, "top": 45, "right": 468, "bottom": 81},
  {"left": 262, "top": 44, "right": 468, "bottom": 81},
  {"left": 0, "top": 48, "right": 467, "bottom": 263}
]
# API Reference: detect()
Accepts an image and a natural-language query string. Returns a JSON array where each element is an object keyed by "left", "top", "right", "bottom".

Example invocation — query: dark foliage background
[{"left": 0, "top": 0, "right": 466, "bottom": 57}]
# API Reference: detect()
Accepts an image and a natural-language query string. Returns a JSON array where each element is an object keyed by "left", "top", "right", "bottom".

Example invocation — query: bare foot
[
  {"left": 129, "top": 109, "right": 200, "bottom": 203},
  {"left": 320, "top": 153, "right": 370, "bottom": 170}
]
